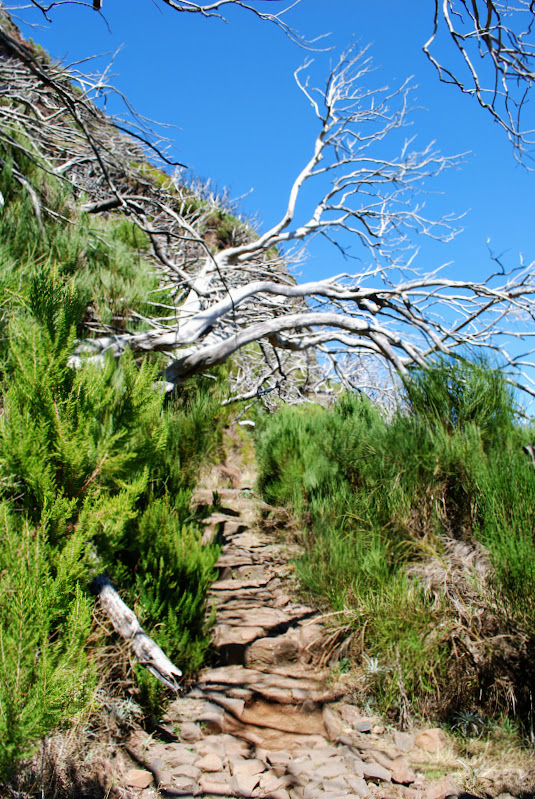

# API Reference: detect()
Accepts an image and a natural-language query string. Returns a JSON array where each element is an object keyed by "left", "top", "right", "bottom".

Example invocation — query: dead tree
[
  {"left": 11, "top": 0, "right": 535, "bottom": 158},
  {"left": 1, "top": 21, "right": 535, "bottom": 404}
]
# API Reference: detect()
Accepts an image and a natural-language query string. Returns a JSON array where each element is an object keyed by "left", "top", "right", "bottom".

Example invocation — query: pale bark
[
  {"left": 2, "top": 22, "right": 535, "bottom": 405},
  {"left": 22, "top": 0, "right": 315, "bottom": 50},
  {"left": 424, "top": 1, "right": 535, "bottom": 157},
  {"left": 523, "top": 444, "right": 535, "bottom": 469},
  {"left": 93, "top": 574, "right": 182, "bottom": 691}
]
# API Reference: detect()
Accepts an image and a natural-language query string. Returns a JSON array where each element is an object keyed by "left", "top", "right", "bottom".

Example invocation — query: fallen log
[{"left": 92, "top": 573, "right": 182, "bottom": 691}]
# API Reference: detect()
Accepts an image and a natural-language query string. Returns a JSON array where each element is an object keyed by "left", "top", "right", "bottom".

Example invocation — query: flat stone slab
[
  {"left": 246, "top": 630, "right": 301, "bottom": 667},
  {"left": 199, "top": 668, "right": 326, "bottom": 703},
  {"left": 210, "top": 576, "right": 272, "bottom": 591},
  {"left": 315, "top": 760, "right": 349, "bottom": 779},
  {"left": 197, "top": 752, "right": 224, "bottom": 772},
  {"left": 362, "top": 761, "right": 392, "bottom": 782},
  {"left": 125, "top": 769, "right": 153, "bottom": 788},
  {"left": 203, "top": 512, "right": 242, "bottom": 525},
  {"left": 164, "top": 747, "right": 198, "bottom": 767},
  {"left": 230, "top": 757, "right": 266, "bottom": 776},
  {"left": 171, "top": 764, "right": 201, "bottom": 780},
  {"left": 215, "top": 607, "right": 294, "bottom": 629},
  {"left": 213, "top": 625, "right": 266, "bottom": 647}
]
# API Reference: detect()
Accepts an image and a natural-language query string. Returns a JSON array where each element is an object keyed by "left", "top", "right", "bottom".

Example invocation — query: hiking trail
[{"left": 122, "top": 457, "right": 463, "bottom": 799}]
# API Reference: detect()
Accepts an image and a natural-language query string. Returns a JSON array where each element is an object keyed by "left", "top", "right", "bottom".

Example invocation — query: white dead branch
[
  {"left": 1, "top": 21, "right": 535, "bottom": 404},
  {"left": 93, "top": 574, "right": 182, "bottom": 691},
  {"left": 21, "top": 0, "right": 319, "bottom": 49},
  {"left": 10, "top": 0, "right": 535, "bottom": 157}
]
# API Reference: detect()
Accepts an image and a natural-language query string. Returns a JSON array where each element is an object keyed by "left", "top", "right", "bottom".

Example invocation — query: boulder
[{"left": 415, "top": 728, "right": 447, "bottom": 754}]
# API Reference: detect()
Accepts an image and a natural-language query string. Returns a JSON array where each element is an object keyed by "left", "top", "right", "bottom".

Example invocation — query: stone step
[
  {"left": 191, "top": 488, "right": 245, "bottom": 505},
  {"left": 210, "top": 576, "right": 273, "bottom": 591}
]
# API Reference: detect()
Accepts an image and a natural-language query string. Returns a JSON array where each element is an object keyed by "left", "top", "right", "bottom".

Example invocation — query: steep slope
[
  {"left": 0, "top": 10, "right": 329, "bottom": 790},
  {"left": 0, "top": 11, "right": 325, "bottom": 407}
]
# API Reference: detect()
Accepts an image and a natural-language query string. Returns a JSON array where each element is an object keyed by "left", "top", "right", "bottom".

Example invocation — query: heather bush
[
  {"left": 0, "top": 153, "right": 225, "bottom": 776},
  {"left": 0, "top": 508, "right": 94, "bottom": 777}
]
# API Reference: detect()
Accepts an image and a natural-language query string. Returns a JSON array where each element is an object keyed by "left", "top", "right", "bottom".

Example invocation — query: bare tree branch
[
  {"left": 9, "top": 0, "right": 535, "bottom": 156},
  {"left": 2, "top": 15, "right": 535, "bottom": 407},
  {"left": 11, "top": 0, "right": 323, "bottom": 50},
  {"left": 424, "top": 0, "right": 535, "bottom": 158}
]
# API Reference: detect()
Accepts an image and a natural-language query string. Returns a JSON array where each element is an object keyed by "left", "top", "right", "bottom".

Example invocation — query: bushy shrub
[
  {"left": 0, "top": 154, "right": 226, "bottom": 776},
  {"left": 0, "top": 508, "right": 94, "bottom": 777}
]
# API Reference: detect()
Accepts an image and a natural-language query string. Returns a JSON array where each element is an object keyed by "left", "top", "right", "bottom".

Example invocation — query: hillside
[
  {"left": 0, "top": 10, "right": 330, "bottom": 791},
  {"left": 1, "top": 10, "right": 535, "bottom": 799}
]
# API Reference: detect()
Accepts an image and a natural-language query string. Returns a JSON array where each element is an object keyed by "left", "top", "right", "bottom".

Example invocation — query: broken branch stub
[{"left": 92, "top": 573, "right": 182, "bottom": 691}]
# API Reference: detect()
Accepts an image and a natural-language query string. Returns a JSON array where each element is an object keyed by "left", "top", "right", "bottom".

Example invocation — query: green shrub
[
  {"left": 0, "top": 153, "right": 227, "bottom": 772},
  {"left": 0, "top": 508, "right": 94, "bottom": 778},
  {"left": 403, "top": 357, "right": 516, "bottom": 442},
  {"left": 134, "top": 500, "right": 219, "bottom": 672}
]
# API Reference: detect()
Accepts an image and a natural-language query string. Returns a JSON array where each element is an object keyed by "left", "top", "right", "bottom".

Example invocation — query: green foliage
[
  {"left": 403, "top": 357, "right": 516, "bottom": 442},
  {"left": 0, "top": 146, "right": 226, "bottom": 775},
  {"left": 133, "top": 499, "right": 219, "bottom": 674},
  {"left": 0, "top": 508, "right": 94, "bottom": 777},
  {"left": 257, "top": 404, "right": 336, "bottom": 514},
  {"left": 474, "top": 444, "right": 535, "bottom": 635},
  {"left": 0, "top": 152, "right": 167, "bottom": 336},
  {"left": 257, "top": 360, "right": 535, "bottom": 721},
  {"left": 205, "top": 208, "right": 242, "bottom": 248}
]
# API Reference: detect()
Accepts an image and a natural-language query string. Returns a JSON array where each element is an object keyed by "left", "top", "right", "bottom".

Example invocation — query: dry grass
[
  {"left": 5, "top": 726, "right": 133, "bottom": 799},
  {"left": 408, "top": 536, "right": 531, "bottom": 720},
  {"left": 407, "top": 724, "right": 535, "bottom": 797}
]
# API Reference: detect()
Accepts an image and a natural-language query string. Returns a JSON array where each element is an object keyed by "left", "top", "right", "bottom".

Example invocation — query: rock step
[
  {"left": 213, "top": 606, "right": 315, "bottom": 627},
  {"left": 210, "top": 576, "right": 273, "bottom": 591},
  {"left": 191, "top": 488, "right": 247, "bottom": 504}
]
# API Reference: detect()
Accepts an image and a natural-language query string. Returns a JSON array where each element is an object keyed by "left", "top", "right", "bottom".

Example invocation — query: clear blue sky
[{"left": 12, "top": 0, "right": 535, "bottom": 290}]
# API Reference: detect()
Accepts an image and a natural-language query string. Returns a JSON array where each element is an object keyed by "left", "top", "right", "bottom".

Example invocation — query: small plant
[
  {"left": 338, "top": 657, "right": 351, "bottom": 674},
  {"left": 362, "top": 654, "right": 386, "bottom": 676},
  {"left": 450, "top": 710, "right": 487, "bottom": 738}
]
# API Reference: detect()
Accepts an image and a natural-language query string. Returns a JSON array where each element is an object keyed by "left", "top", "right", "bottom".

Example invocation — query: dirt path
[{"left": 122, "top": 463, "right": 469, "bottom": 799}]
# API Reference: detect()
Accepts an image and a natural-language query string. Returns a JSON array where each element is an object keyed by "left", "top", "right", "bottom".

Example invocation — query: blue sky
[{"left": 13, "top": 0, "right": 535, "bottom": 286}]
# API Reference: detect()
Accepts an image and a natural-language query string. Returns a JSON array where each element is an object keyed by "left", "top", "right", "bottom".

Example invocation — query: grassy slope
[{"left": 256, "top": 361, "right": 535, "bottom": 732}]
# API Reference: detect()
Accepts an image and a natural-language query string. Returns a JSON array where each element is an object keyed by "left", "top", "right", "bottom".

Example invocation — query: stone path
[{"left": 123, "top": 484, "right": 461, "bottom": 799}]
